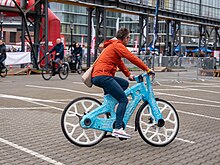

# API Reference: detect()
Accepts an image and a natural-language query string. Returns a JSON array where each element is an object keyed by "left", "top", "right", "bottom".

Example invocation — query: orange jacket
[{"left": 92, "top": 39, "right": 149, "bottom": 78}]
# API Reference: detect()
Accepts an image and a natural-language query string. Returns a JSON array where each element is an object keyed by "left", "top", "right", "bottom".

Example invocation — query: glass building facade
[
  {"left": 50, "top": 3, "right": 121, "bottom": 46},
  {"left": 120, "top": 0, "right": 220, "bottom": 47},
  {"left": 124, "top": 0, "right": 220, "bottom": 19},
  {"left": 50, "top": 1, "right": 220, "bottom": 48}
]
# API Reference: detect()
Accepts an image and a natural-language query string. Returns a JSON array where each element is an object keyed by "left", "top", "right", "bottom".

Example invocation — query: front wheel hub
[{"left": 157, "top": 119, "right": 165, "bottom": 127}]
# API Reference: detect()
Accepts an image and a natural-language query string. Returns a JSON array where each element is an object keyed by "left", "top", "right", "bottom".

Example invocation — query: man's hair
[{"left": 116, "top": 28, "right": 130, "bottom": 40}]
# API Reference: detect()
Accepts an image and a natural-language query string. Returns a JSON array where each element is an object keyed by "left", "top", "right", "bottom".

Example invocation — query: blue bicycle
[{"left": 61, "top": 73, "right": 179, "bottom": 147}]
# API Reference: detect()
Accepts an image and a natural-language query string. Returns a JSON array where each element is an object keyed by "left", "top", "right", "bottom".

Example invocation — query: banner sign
[{"left": 5, "top": 52, "right": 31, "bottom": 65}]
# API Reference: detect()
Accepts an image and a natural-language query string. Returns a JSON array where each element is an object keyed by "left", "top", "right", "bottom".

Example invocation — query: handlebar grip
[{"left": 134, "top": 73, "right": 155, "bottom": 83}]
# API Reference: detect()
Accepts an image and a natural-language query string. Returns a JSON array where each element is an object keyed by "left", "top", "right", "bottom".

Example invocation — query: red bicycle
[{"left": 41, "top": 53, "right": 69, "bottom": 80}]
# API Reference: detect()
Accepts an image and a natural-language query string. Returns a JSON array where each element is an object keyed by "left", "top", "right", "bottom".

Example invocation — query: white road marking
[
  {"left": 155, "top": 92, "right": 220, "bottom": 105},
  {"left": 0, "top": 107, "right": 52, "bottom": 110},
  {"left": 26, "top": 85, "right": 103, "bottom": 97},
  {"left": 155, "top": 89, "right": 191, "bottom": 91},
  {"left": 72, "top": 82, "right": 84, "bottom": 85},
  {"left": 183, "top": 81, "right": 220, "bottom": 85},
  {"left": 0, "top": 94, "right": 63, "bottom": 111},
  {"left": 0, "top": 137, "right": 64, "bottom": 165},
  {"left": 159, "top": 84, "right": 220, "bottom": 94},
  {"left": 177, "top": 109, "right": 220, "bottom": 121},
  {"left": 171, "top": 85, "right": 220, "bottom": 88},
  {"left": 0, "top": 94, "right": 63, "bottom": 104},
  {"left": 175, "top": 138, "right": 195, "bottom": 144},
  {"left": 24, "top": 100, "right": 63, "bottom": 111},
  {"left": 51, "top": 99, "right": 73, "bottom": 102},
  {"left": 126, "top": 125, "right": 195, "bottom": 144},
  {"left": 169, "top": 101, "right": 220, "bottom": 108}
]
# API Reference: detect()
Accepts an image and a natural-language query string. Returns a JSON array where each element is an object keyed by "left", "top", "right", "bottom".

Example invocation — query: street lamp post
[
  {"left": 158, "top": 36, "right": 162, "bottom": 67},
  {"left": 158, "top": 36, "right": 161, "bottom": 56},
  {"left": 69, "top": 23, "right": 74, "bottom": 52},
  {"left": 0, "top": 12, "right": 3, "bottom": 40}
]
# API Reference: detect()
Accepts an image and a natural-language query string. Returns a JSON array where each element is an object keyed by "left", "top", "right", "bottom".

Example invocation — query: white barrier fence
[
  {"left": 5, "top": 52, "right": 31, "bottom": 66},
  {"left": 121, "top": 55, "right": 219, "bottom": 81}
]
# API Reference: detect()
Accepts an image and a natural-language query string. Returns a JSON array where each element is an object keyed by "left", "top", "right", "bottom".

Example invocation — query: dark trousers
[
  {"left": 92, "top": 76, "right": 129, "bottom": 129},
  {"left": 0, "top": 54, "right": 6, "bottom": 69}
]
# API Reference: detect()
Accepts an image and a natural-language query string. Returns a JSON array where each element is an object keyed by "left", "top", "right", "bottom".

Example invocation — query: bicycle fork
[
  {"left": 143, "top": 79, "right": 165, "bottom": 127},
  {"left": 147, "top": 97, "right": 165, "bottom": 127}
]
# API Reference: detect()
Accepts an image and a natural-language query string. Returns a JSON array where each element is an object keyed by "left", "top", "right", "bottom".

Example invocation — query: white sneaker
[{"left": 112, "top": 128, "right": 131, "bottom": 139}]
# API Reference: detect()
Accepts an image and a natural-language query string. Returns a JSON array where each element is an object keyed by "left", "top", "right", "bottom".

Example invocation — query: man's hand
[{"left": 128, "top": 74, "right": 135, "bottom": 81}]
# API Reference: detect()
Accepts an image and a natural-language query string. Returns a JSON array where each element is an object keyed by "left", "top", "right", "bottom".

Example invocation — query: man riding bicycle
[
  {"left": 0, "top": 40, "right": 7, "bottom": 72},
  {"left": 71, "top": 42, "right": 82, "bottom": 66},
  {"left": 47, "top": 38, "right": 64, "bottom": 74}
]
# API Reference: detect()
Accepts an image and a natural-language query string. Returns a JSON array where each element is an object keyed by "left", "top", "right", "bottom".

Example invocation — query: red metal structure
[{"left": 0, "top": 0, "right": 61, "bottom": 67}]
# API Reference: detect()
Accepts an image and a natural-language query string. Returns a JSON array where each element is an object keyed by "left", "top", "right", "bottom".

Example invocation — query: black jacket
[
  {"left": 0, "top": 44, "right": 6, "bottom": 55},
  {"left": 72, "top": 46, "right": 82, "bottom": 57},
  {"left": 49, "top": 42, "right": 64, "bottom": 60}
]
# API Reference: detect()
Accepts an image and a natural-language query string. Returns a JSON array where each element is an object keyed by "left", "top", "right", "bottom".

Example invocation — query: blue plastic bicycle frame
[{"left": 80, "top": 73, "right": 163, "bottom": 133}]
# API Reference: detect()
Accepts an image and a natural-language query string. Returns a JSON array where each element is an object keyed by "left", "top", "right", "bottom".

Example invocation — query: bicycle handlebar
[{"left": 134, "top": 72, "right": 155, "bottom": 83}]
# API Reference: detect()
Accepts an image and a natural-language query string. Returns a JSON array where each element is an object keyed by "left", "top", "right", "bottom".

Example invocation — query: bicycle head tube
[{"left": 134, "top": 74, "right": 144, "bottom": 83}]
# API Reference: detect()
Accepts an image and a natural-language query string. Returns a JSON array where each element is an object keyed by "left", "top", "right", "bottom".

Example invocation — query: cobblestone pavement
[{"left": 0, "top": 72, "right": 220, "bottom": 165}]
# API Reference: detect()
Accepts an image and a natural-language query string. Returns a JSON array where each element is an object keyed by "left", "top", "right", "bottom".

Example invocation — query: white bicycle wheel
[
  {"left": 136, "top": 98, "right": 179, "bottom": 146},
  {"left": 61, "top": 97, "right": 107, "bottom": 147}
]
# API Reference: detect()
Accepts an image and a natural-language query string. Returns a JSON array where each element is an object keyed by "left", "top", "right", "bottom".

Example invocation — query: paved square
[{"left": 0, "top": 72, "right": 220, "bottom": 165}]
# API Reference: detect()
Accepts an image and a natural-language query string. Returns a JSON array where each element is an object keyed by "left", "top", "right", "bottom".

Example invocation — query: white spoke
[
  {"left": 165, "top": 128, "right": 175, "bottom": 133},
  {"left": 166, "top": 118, "right": 176, "bottom": 124},
  {"left": 156, "top": 132, "right": 161, "bottom": 143},
  {"left": 73, "top": 104, "right": 78, "bottom": 114},
  {"left": 147, "top": 129, "right": 167, "bottom": 137},
  {"left": 93, "top": 130, "right": 98, "bottom": 139},
  {"left": 67, "top": 111, "right": 80, "bottom": 117},
  {"left": 140, "top": 120, "right": 148, "bottom": 126},
  {"left": 142, "top": 112, "right": 151, "bottom": 117},
  {"left": 76, "top": 131, "right": 85, "bottom": 141},
  {"left": 65, "top": 122, "right": 74, "bottom": 127},
  {"left": 149, "top": 131, "right": 157, "bottom": 140},
  {"left": 83, "top": 130, "right": 91, "bottom": 143},
  {"left": 159, "top": 104, "right": 168, "bottom": 113},
  {"left": 65, "top": 123, "right": 79, "bottom": 136},
  {"left": 143, "top": 125, "right": 150, "bottom": 135},
  {"left": 162, "top": 127, "right": 168, "bottom": 141},
  {"left": 81, "top": 102, "right": 88, "bottom": 112},
  {"left": 87, "top": 102, "right": 96, "bottom": 112},
  {"left": 165, "top": 110, "right": 173, "bottom": 120}
]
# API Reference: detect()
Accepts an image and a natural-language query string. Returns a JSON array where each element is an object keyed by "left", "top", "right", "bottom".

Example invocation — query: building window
[
  {"left": 10, "top": 32, "right": 16, "bottom": 43},
  {"left": 160, "top": 0, "right": 164, "bottom": 9}
]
